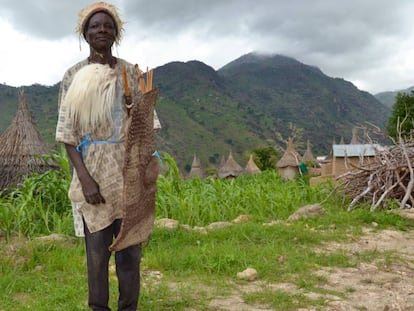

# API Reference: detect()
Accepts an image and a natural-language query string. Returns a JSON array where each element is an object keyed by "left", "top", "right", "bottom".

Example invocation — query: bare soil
[{"left": 204, "top": 209, "right": 414, "bottom": 311}]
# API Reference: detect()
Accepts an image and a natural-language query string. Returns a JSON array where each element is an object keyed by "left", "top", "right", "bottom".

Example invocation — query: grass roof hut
[
  {"left": 0, "top": 90, "right": 55, "bottom": 191},
  {"left": 244, "top": 154, "right": 261, "bottom": 175},
  {"left": 217, "top": 151, "right": 243, "bottom": 178},
  {"left": 276, "top": 138, "right": 300, "bottom": 180},
  {"left": 187, "top": 153, "right": 205, "bottom": 179},
  {"left": 218, "top": 155, "right": 226, "bottom": 170},
  {"left": 302, "top": 140, "right": 316, "bottom": 164},
  {"left": 350, "top": 127, "right": 360, "bottom": 144}
]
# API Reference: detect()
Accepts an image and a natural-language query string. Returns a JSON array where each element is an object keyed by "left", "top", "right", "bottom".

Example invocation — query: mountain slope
[
  {"left": 375, "top": 86, "right": 414, "bottom": 108},
  {"left": 0, "top": 53, "right": 391, "bottom": 171},
  {"left": 218, "top": 53, "right": 390, "bottom": 153},
  {"left": 154, "top": 60, "right": 266, "bottom": 169}
]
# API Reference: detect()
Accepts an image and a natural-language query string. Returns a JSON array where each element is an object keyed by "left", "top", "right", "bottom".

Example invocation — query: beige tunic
[{"left": 56, "top": 58, "right": 161, "bottom": 237}]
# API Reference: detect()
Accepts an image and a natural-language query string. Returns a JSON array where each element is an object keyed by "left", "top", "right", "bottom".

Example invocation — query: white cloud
[
  {"left": 1, "top": 0, "right": 414, "bottom": 93},
  {"left": 0, "top": 18, "right": 88, "bottom": 86}
]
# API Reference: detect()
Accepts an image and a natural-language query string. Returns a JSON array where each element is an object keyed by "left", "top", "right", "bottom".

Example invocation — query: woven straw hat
[{"left": 76, "top": 2, "right": 124, "bottom": 44}]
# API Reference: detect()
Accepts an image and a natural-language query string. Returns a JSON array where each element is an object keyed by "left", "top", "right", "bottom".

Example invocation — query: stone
[
  {"left": 237, "top": 268, "right": 258, "bottom": 281},
  {"left": 232, "top": 214, "right": 252, "bottom": 224},
  {"left": 206, "top": 222, "right": 233, "bottom": 230},
  {"left": 287, "top": 204, "right": 326, "bottom": 222},
  {"left": 155, "top": 218, "right": 179, "bottom": 229},
  {"left": 193, "top": 226, "right": 208, "bottom": 234},
  {"left": 179, "top": 224, "right": 192, "bottom": 231},
  {"left": 35, "top": 233, "right": 70, "bottom": 242}
]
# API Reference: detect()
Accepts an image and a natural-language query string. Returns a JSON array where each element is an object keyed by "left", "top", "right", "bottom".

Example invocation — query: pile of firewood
[{"left": 337, "top": 139, "right": 414, "bottom": 211}]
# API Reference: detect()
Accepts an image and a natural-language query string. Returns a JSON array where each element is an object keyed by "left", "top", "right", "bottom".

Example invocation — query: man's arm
[{"left": 64, "top": 143, "right": 105, "bottom": 205}]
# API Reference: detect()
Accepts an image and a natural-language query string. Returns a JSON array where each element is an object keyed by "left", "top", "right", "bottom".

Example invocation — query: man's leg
[
  {"left": 84, "top": 221, "right": 113, "bottom": 311},
  {"left": 113, "top": 220, "right": 142, "bottom": 311}
]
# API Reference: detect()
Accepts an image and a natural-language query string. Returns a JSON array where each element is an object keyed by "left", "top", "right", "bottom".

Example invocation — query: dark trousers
[{"left": 84, "top": 219, "right": 142, "bottom": 311}]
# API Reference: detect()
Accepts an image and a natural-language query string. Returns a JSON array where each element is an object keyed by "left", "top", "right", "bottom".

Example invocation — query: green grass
[
  {"left": 0, "top": 147, "right": 73, "bottom": 240},
  {"left": 1, "top": 151, "right": 414, "bottom": 310},
  {"left": 244, "top": 289, "right": 326, "bottom": 310},
  {"left": 0, "top": 238, "right": 87, "bottom": 310}
]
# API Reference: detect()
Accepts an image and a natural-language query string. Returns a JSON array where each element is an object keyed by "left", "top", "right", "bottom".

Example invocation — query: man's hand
[{"left": 81, "top": 175, "right": 106, "bottom": 205}]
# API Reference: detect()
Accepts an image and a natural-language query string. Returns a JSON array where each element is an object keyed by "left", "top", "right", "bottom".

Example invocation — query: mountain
[
  {"left": 153, "top": 60, "right": 269, "bottom": 170},
  {"left": 0, "top": 53, "right": 391, "bottom": 171},
  {"left": 218, "top": 53, "right": 390, "bottom": 154},
  {"left": 375, "top": 86, "right": 414, "bottom": 108}
]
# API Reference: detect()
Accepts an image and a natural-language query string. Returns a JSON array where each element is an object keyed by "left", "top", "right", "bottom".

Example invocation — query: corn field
[{"left": 0, "top": 147, "right": 73, "bottom": 240}]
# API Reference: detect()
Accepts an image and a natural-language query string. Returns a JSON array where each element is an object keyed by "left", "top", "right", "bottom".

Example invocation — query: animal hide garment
[
  {"left": 109, "top": 88, "right": 159, "bottom": 251},
  {"left": 64, "top": 63, "right": 117, "bottom": 135}
]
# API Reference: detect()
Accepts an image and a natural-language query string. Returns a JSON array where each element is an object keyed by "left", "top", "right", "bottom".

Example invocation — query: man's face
[{"left": 85, "top": 12, "right": 117, "bottom": 52}]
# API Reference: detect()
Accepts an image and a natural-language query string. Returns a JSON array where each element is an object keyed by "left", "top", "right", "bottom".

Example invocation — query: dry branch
[{"left": 337, "top": 139, "right": 414, "bottom": 211}]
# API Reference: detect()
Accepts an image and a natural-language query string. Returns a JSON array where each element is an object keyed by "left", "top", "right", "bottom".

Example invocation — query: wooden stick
[
  {"left": 148, "top": 69, "right": 153, "bottom": 91},
  {"left": 400, "top": 142, "right": 414, "bottom": 208},
  {"left": 122, "top": 67, "right": 130, "bottom": 96},
  {"left": 133, "top": 64, "right": 154, "bottom": 93},
  {"left": 134, "top": 64, "right": 146, "bottom": 93}
]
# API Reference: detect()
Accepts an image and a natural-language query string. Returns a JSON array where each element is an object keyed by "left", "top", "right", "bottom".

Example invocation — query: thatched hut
[
  {"left": 187, "top": 154, "right": 204, "bottom": 179},
  {"left": 218, "top": 155, "right": 226, "bottom": 169},
  {"left": 276, "top": 138, "right": 300, "bottom": 180},
  {"left": 217, "top": 151, "right": 243, "bottom": 178},
  {"left": 0, "top": 90, "right": 55, "bottom": 191},
  {"left": 350, "top": 127, "right": 360, "bottom": 144},
  {"left": 301, "top": 140, "right": 316, "bottom": 164},
  {"left": 244, "top": 154, "right": 261, "bottom": 175}
]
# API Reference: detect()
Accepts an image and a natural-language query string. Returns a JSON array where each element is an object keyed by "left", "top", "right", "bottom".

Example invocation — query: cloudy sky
[{"left": 1, "top": 0, "right": 414, "bottom": 94}]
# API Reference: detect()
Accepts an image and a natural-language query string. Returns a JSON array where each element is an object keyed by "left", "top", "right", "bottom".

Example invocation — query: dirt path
[
  {"left": 314, "top": 228, "right": 414, "bottom": 310},
  {"left": 207, "top": 210, "right": 414, "bottom": 311}
]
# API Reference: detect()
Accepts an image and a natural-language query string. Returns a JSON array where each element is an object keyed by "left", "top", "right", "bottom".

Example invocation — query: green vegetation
[
  {"left": 251, "top": 146, "right": 279, "bottom": 170},
  {"left": 1, "top": 152, "right": 413, "bottom": 310},
  {"left": 0, "top": 147, "right": 73, "bottom": 240},
  {"left": 386, "top": 91, "right": 414, "bottom": 141},
  {"left": 375, "top": 86, "right": 414, "bottom": 108}
]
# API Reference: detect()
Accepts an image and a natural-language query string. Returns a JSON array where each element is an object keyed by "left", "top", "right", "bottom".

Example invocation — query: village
[{"left": 187, "top": 127, "right": 384, "bottom": 187}]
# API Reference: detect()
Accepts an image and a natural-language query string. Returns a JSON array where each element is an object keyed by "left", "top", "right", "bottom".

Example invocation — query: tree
[
  {"left": 251, "top": 146, "right": 279, "bottom": 170},
  {"left": 273, "top": 123, "right": 304, "bottom": 153},
  {"left": 387, "top": 91, "right": 414, "bottom": 141}
]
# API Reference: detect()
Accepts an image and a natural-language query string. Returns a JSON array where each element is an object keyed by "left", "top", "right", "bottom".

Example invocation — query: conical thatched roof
[
  {"left": 276, "top": 138, "right": 300, "bottom": 168},
  {"left": 244, "top": 154, "right": 261, "bottom": 175},
  {"left": 218, "top": 155, "right": 226, "bottom": 169},
  {"left": 0, "top": 90, "right": 55, "bottom": 191},
  {"left": 302, "top": 140, "right": 316, "bottom": 163},
  {"left": 350, "top": 127, "right": 360, "bottom": 144},
  {"left": 187, "top": 153, "right": 204, "bottom": 179},
  {"left": 326, "top": 137, "right": 336, "bottom": 160},
  {"left": 217, "top": 151, "right": 243, "bottom": 178}
]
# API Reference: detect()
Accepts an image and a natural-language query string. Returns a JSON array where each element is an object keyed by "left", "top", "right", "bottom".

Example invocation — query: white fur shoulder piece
[{"left": 63, "top": 63, "right": 117, "bottom": 134}]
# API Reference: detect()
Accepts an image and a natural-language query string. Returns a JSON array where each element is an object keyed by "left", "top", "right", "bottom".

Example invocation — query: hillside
[
  {"left": 219, "top": 53, "right": 390, "bottom": 154},
  {"left": 153, "top": 60, "right": 268, "bottom": 170},
  {"left": 0, "top": 53, "right": 391, "bottom": 171},
  {"left": 375, "top": 86, "right": 414, "bottom": 108}
]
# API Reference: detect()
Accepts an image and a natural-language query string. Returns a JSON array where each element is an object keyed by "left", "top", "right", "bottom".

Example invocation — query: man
[{"left": 56, "top": 2, "right": 160, "bottom": 310}]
